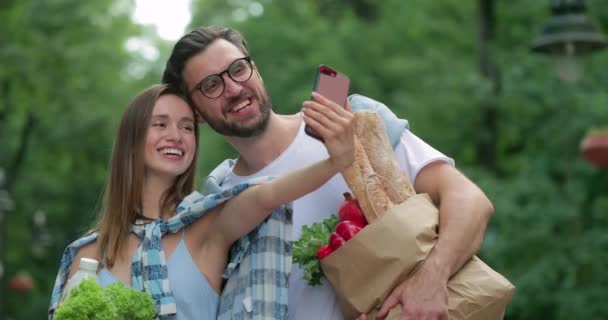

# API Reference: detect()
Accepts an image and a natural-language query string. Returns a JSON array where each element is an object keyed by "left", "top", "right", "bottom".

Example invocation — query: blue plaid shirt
[{"left": 217, "top": 204, "right": 292, "bottom": 319}]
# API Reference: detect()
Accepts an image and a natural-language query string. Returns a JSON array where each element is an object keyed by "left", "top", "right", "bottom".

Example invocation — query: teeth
[
  {"left": 231, "top": 99, "right": 250, "bottom": 113},
  {"left": 160, "top": 148, "right": 183, "bottom": 156}
]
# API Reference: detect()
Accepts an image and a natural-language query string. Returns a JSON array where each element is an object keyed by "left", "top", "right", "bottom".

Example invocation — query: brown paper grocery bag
[
  {"left": 321, "top": 194, "right": 438, "bottom": 320},
  {"left": 366, "top": 256, "right": 515, "bottom": 320},
  {"left": 321, "top": 194, "right": 515, "bottom": 320},
  {"left": 446, "top": 256, "right": 514, "bottom": 319}
]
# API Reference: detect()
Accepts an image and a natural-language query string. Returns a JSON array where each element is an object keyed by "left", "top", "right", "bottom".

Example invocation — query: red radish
[
  {"left": 316, "top": 244, "right": 333, "bottom": 260},
  {"left": 329, "top": 232, "right": 346, "bottom": 251},
  {"left": 336, "top": 221, "right": 362, "bottom": 241},
  {"left": 338, "top": 192, "right": 367, "bottom": 228}
]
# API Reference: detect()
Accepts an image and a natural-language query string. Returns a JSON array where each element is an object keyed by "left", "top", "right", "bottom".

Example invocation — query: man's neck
[{"left": 227, "top": 112, "right": 302, "bottom": 176}]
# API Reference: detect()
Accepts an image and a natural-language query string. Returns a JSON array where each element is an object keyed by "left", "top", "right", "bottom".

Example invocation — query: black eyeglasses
[{"left": 190, "top": 56, "right": 253, "bottom": 99}]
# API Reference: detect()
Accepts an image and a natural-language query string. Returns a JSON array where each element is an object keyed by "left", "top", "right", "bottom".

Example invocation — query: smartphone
[{"left": 305, "top": 65, "right": 351, "bottom": 141}]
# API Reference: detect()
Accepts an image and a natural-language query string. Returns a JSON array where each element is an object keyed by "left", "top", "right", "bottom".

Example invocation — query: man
[{"left": 162, "top": 26, "right": 493, "bottom": 320}]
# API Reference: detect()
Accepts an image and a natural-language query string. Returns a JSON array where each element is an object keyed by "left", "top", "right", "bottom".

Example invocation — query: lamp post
[
  {"left": 530, "top": 1, "right": 608, "bottom": 167},
  {"left": 531, "top": 0, "right": 608, "bottom": 83}
]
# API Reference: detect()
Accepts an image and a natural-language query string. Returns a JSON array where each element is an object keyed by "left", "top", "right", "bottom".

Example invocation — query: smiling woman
[
  {"left": 133, "top": 0, "right": 191, "bottom": 40},
  {"left": 144, "top": 94, "right": 196, "bottom": 182}
]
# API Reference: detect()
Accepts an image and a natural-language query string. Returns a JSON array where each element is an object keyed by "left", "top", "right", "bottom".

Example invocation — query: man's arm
[
  {"left": 376, "top": 161, "right": 494, "bottom": 319},
  {"left": 415, "top": 161, "right": 493, "bottom": 281}
]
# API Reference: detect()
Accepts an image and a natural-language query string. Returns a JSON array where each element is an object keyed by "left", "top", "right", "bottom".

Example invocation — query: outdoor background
[{"left": 1, "top": 0, "right": 608, "bottom": 319}]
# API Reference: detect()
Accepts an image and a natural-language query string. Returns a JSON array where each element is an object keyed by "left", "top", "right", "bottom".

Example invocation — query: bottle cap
[{"left": 79, "top": 258, "right": 99, "bottom": 272}]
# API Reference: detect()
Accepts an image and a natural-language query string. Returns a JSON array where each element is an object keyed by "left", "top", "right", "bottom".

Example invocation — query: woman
[{"left": 48, "top": 84, "right": 354, "bottom": 319}]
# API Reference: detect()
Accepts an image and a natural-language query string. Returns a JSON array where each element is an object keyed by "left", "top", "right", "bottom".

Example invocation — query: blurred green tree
[
  {"left": 1, "top": 0, "right": 607, "bottom": 318},
  {"left": 0, "top": 0, "right": 162, "bottom": 318}
]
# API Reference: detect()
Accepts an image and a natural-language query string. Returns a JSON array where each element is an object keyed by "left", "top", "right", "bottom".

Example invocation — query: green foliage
[
  {"left": 1, "top": 0, "right": 162, "bottom": 318},
  {"left": 587, "top": 127, "right": 608, "bottom": 135},
  {"left": 293, "top": 215, "right": 338, "bottom": 286},
  {"left": 54, "top": 278, "right": 157, "bottom": 320},
  {"left": 2, "top": 0, "right": 608, "bottom": 318}
]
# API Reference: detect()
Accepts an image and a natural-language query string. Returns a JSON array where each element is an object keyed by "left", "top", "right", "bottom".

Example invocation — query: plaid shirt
[
  {"left": 217, "top": 204, "right": 292, "bottom": 319},
  {"left": 48, "top": 177, "right": 273, "bottom": 319},
  {"left": 202, "top": 159, "right": 293, "bottom": 319}
]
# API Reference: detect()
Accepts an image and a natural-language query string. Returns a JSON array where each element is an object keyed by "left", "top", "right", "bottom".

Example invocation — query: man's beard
[{"left": 205, "top": 89, "right": 272, "bottom": 138}]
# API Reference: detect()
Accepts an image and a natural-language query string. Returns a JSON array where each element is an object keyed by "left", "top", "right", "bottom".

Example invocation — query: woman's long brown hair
[{"left": 96, "top": 84, "right": 200, "bottom": 267}]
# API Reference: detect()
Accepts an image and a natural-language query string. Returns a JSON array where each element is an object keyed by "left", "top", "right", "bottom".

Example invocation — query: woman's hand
[{"left": 302, "top": 92, "right": 355, "bottom": 170}]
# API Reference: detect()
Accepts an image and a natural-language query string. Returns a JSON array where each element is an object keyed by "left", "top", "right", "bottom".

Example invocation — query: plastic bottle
[{"left": 60, "top": 257, "right": 99, "bottom": 302}]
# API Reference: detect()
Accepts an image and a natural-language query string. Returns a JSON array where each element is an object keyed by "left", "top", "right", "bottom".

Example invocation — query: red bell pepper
[
  {"left": 338, "top": 192, "right": 367, "bottom": 228},
  {"left": 316, "top": 244, "right": 333, "bottom": 260},
  {"left": 335, "top": 221, "right": 362, "bottom": 241},
  {"left": 329, "top": 232, "right": 347, "bottom": 251}
]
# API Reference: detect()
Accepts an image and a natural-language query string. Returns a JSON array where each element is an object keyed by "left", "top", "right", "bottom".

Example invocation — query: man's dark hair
[{"left": 162, "top": 26, "right": 250, "bottom": 95}]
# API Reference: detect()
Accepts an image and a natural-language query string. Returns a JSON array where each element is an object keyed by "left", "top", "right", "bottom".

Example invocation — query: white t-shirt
[{"left": 222, "top": 119, "right": 454, "bottom": 320}]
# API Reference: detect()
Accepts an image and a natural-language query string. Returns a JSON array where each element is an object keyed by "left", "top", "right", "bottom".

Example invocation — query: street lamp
[{"left": 531, "top": 0, "right": 608, "bottom": 83}]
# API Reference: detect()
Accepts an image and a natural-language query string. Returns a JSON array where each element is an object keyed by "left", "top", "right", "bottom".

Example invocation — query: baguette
[
  {"left": 353, "top": 111, "right": 416, "bottom": 204},
  {"left": 340, "top": 136, "right": 393, "bottom": 223}
]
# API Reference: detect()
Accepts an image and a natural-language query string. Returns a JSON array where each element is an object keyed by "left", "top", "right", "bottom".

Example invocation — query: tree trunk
[
  {"left": 477, "top": 0, "right": 500, "bottom": 171},
  {"left": 5, "top": 112, "right": 35, "bottom": 193}
]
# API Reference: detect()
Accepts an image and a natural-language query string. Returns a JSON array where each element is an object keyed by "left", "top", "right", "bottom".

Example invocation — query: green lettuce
[
  {"left": 293, "top": 215, "right": 338, "bottom": 286},
  {"left": 54, "top": 278, "right": 157, "bottom": 320}
]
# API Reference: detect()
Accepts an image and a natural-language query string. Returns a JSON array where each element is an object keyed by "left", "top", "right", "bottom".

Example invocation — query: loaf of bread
[
  {"left": 353, "top": 111, "right": 416, "bottom": 204},
  {"left": 340, "top": 136, "right": 393, "bottom": 223}
]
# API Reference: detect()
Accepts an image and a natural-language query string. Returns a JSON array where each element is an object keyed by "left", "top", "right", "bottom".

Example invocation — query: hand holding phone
[{"left": 305, "top": 65, "right": 351, "bottom": 141}]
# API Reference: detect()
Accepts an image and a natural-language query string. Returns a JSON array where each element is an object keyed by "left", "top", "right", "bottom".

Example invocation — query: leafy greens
[{"left": 293, "top": 215, "right": 338, "bottom": 286}]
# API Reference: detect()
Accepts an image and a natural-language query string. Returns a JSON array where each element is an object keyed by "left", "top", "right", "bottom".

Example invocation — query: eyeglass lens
[{"left": 201, "top": 58, "right": 252, "bottom": 98}]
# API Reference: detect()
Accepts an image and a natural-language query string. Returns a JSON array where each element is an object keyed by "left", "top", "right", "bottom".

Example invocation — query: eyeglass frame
[{"left": 189, "top": 56, "right": 254, "bottom": 99}]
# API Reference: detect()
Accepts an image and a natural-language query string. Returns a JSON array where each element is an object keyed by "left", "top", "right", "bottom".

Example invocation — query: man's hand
[
  {"left": 355, "top": 266, "right": 448, "bottom": 320},
  {"left": 302, "top": 92, "right": 355, "bottom": 170},
  {"left": 374, "top": 261, "right": 449, "bottom": 320}
]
